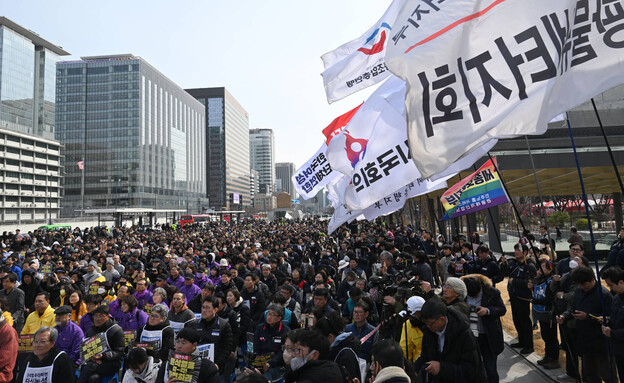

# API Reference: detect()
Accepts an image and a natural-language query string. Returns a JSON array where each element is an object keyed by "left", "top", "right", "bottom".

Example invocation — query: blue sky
[{"left": 5, "top": 0, "right": 391, "bottom": 168}]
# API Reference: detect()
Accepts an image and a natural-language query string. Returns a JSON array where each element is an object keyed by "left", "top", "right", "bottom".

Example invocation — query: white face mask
[
  {"left": 347, "top": 280, "right": 355, "bottom": 286},
  {"left": 290, "top": 350, "right": 316, "bottom": 371},
  {"left": 55, "top": 321, "right": 63, "bottom": 327},
  {"left": 98, "top": 288, "right": 106, "bottom": 295}
]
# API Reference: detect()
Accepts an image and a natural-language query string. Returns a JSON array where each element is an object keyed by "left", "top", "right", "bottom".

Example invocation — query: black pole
[
  {"left": 524, "top": 135, "right": 553, "bottom": 245},
  {"left": 591, "top": 98, "right": 624, "bottom": 196}
]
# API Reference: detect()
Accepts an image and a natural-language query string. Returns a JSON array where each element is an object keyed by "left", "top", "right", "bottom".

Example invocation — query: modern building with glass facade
[
  {"left": 186, "top": 87, "right": 250, "bottom": 210},
  {"left": 275, "top": 162, "right": 296, "bottom": 197},
  {"left": 56, "top": 54, "right": 207, "bottom": 217},
  {"left": 249, "top": 128, "right": 275, "bottom": 195},
  {"left": 0, "top": 17, "right": 68, "bottom": 223}
]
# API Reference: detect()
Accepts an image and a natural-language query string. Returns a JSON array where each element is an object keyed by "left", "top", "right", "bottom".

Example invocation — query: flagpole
[
  {"left": 486, "top": 153, "right": 529, "bottom": 240},
  {"left": 524, "top": 136, "right": 553, "bottom": 245},
  {"left": 565, "top": 113, "right": 615, "bottom": 383},
  {"left": 590, "top": 98, "right": 624, "bottom": 196}
]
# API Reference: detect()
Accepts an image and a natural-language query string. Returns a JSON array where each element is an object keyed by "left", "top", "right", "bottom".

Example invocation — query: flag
[
  {"left": 292, "top": 143, "right": 337, "bottom": 200},
  {"left": 440, "top": 158, "right": 510, "bottom": 220},
  {"left": 77, "top": 161, "right": 84, "bottom": 170},
  {"left": 321, "top": 0, "right": 402, "bottom": 103},
  {"left": 322, "top": 103, "right": 363, "bottom": 145},
  {"left": 386, "top": 0, "right": 624, "bottom": 178}
]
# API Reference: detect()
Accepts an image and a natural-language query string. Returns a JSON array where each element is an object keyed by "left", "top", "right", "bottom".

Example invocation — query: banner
[
  {"left": 124, "top": 330, "right": 136, "bottom": 348},
  {"left": 440, "top": 158, "right": 510, "bottom": 220},
  {"left": 18, "top": 334, "right": 34, "bottom": 351},
  {"left": 167, "top": 351, "right": 201, "bottom": 383},
  {"left": 292, "top": 144, "right": 337, "bottom": 200},
  {"left": 322, "top": 103, "right": 363, "bottom": 145},
  {"left": 386, "top": 0, "right": 624, "bottom": 178},
  {"left": 321, "top": 0, "right": 402, "bottom": 103}
]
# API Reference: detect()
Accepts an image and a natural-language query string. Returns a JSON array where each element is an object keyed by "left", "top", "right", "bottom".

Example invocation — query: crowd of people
[{"left": 0, "top": 219, "right": 622, "bottom": 383}]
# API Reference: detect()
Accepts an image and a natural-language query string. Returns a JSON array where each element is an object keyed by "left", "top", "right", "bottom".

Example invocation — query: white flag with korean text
[
  {"left": 321, "top": 0, "right": 402, "bottom": 104},
  {"left": 292, "top": 144, "right": 337, "bottom": 200},
  {"left": 386, "top": 0, "right": 624, "bottom": 178}
]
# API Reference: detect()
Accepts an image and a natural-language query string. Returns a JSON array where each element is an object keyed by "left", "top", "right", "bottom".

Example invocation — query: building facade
[
  {"left": 0, "top": 17, "right": 68, "bottom": 223},
  {"left": 249, "top": 128, "right": 275, "bottom": 194},
  {"left": 250, "top": 168, "right": 259, "bottom": 208},
  {"left": 186, "top": 87, "right": 250, "bottom": 210},
  {"left": 56, "top": 54, "right": 207, "bottom": 217},
  {"left": 275, "top": 162, "right": 295, "bottom": 197}
]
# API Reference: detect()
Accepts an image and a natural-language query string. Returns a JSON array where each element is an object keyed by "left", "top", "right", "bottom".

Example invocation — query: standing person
[
  {"left": 0, "top": 272, "right": 25, "bottom": 331},
  {"left": 18, "top": 327, "right": 75, "bottom": 383},
  {"left": 53, "top": 305, "right": 84, "bottom": 368},
  {"left": 568, "top": 227, "right": 584, "bottom": 247},
  {"left": 78, "top": 305, "right": 125, "bottom": 383},
  {"left": 399, "top": 296, "right": 425, "bottom": 364},
  {"left": 0, "top": 308, "right": 18, "bottom": 383},
  {"left": 557, "top": 267, "right": 615, "bottom": 382},
  {"left": 601, "top": 266, "right": 624, "bottom": 381},
  {"left": 531, "top": 259, "right": 559, "bottom": 369},
  {"left": 414, "top": 300, "right": 487, "bottom": 382},
  {"left": 438, "top": 245, "right": 454, "bottom": 284},
  {"left": 464, "top": 245, "right": 501, "bottom": 285},
  {"left": 462, "top": 274, "right": 506, "bottom": 383},
  {"left": 501, "top": 244, "right": 537, "bottom": 354},
  {"left": 241, "top": 273, "right": 267, "bottom": 327},
  {"left": 346, "top": 301, "right": 378, "bottom": 362}
]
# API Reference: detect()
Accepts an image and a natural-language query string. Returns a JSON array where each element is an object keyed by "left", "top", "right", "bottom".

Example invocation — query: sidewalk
[{"left": 500, "top": 332, "right": 558, "bottom": 382}]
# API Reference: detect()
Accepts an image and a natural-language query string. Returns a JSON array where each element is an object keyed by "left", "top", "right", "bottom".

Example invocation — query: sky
[{"left": 4, "top": 0, "right": 392, "bottom": 169}]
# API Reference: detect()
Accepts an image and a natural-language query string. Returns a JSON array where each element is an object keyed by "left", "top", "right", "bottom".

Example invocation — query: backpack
[{"left": 335, "top": 347, "right": 367, "bottom": 383}]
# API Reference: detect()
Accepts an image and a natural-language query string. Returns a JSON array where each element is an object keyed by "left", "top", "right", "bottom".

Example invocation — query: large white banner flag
[
  {"left": 386, "top": 0, "right": 624, "bottom": 178},
  {"left": 292, "top": 144, "right": 337, "bottom": 200},
  {"left": 321, "top": 0, "right": 402, "bottom": 104}
]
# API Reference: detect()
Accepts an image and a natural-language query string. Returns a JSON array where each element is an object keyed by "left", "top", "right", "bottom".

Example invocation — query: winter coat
[
  {"left": 373, "top": 366, "right": 410, "bottom": 383},
  {"left": 179, "top": 283, "right": 201, "bottom": 303},
  {"left": 610, "top": 293, "right": 624, "bottom": 356},
  {"left": 18, "top": 269, "right": 43, "bottom": 311},
  {"left": 346, "top": 321, "right": 378, "bottom": 361},
  {"left": 85, "top": 318, "right": 125, "bottom": 368},
  {"left": 79, "top": 312, "right": 94, "bottom": 335},
  {"left": 0, "top": 320, "right": 17, "bottom": 383},
  {"left": 184, "top": 316, "right": 233, "bottom": 370},
  {"left": 21, "top": 305, "right": 56, "bottom": 335},
  {"left": 0, "top": 287, "right": 24, "bottom": 327},
  {"left": 241, "top": 285, "right": 267, "bottom": 326},
  {"left": 506, "top": 259, "right": 537, "bottom": 300},
  {"left": 134, "top": 290, "right": 154, "bottom": 310},
  {"left": 137, "top": 318, "right": 175, "bottom": 363},
  {"left": 414, "top": 308, "right": 487, "bottom": 383},
  {"left": 330, "top": 332, "right": 363, "bottom": 382},
  {"left": 231, "top": 298, "right": 252, "bottom": 345},
  {"left": 118, "top": 308, "right": 149, "bottom": 333},
  {"left": 122, "top": 356, "right": 161, "bottom": 383},
  {"left": 17, "top": 347, "right": 75, "bottom": 383},
  {"left": 167, "top": 306, "right": 195, "bottom": 333},
  {"left": 400, "top": 317, "right": 424, "bottom": 363},
  {"left": 462, "top": 273, "right": 506, "bottom": 356},
  {"left": 563, "top": 283, "right": 613, "bottom": 355},
  {"left": 54, "top": 320, "right": 84, "bottom": 366},
  {"left": 284, "top": 359, "right": 344, "bottom": 383},
  {"left": 464, "top": 256, "right": 501, "bottom": 284},
  {"left": 254, "top": 321, "right": 290, "bottom": 369}
]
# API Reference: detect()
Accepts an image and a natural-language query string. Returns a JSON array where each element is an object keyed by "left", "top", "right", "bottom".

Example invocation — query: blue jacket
[
  {"left": 79, "top": 312, "right": 93, "bottom": 334},
  {"left": 118, "top": 308, "right": 149, "bottom": 333},
  {"left": 346, "top": 321, "right": 377, "bottom": 361},
  {"left": 55, "top": 320, "right": 84, "bottom": 366},
  {"left": 180, "top": 283, "right": 202, "bottom": 303}
]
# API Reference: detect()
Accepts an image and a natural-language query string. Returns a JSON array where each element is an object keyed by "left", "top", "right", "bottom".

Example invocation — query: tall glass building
[
  {"left": 0, "top": 17, "right": 68, "bottom": 223},
  {"left": 275, "top": 162, "right": 296, "bottom": 197},
  {"left": 249, "top": 128, "right": 275, "bottom": 195},
  {"left": 186, "top": 87, "right": 250, "bottom": 210},
  {"left": 56, "top": 54, "right": 208, "bottom": 217}
]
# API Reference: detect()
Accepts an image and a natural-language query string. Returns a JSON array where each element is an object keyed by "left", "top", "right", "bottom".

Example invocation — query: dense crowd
[{"left": 0, "top": 220, "right": 623, "bottom": 383}]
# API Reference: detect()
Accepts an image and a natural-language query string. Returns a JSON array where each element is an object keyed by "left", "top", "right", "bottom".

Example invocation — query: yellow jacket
[
  {"left": 21, "top": 305, "right": 56, "bottom": 335},
  {"left": 399, "top": 318, "right": 424, "bottom": 363},
  {"left": 2, "top": 310, "right": 13, "bottom": 327},
  {"left": 71, "top": 302, "right": 88, "bottom": 324}
]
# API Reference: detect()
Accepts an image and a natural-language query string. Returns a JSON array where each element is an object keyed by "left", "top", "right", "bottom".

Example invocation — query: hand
[
  {"left": 602, "top": 325, "right": 612, "bottom": 337},
  {"left": 500, "top": 256, "right": 507, "bottom": 263},
  {"left": 166, "top": 376, "right": 177, "bottom": 383},
  {"left": 383, "top": 296, "right": 396, "bottom": 305},
  {"left": 93, "top": 353, "right": 103, "bottom": 364},
  {"left": 556, "top": 292, "right": 564, "bottom": 299},
  {"left": 420, "top": 281, "right": 432, "bottom": 293},
  {"left": 553, "top": 274, "right": 561, "bottom": 282},
  {"left": 264, "top": 363, "right": 270, "bottom": 372},
  {"left": 508, "top": 278, "right": 513, "bottom": 284},
  {"left": 460, "top": 258, "right": 466, "bottom": 264},
  {"left": 571, "top": 310, "right": 587, "bottom": 320},
  {"left": 556, "top": 315, "right": 565, "bottom": 324},
  {"left": 424, "top": 361, "right": 441, "bottom": 375},
  {"left": 476, "top": 306, "right": 488, "bottom": 316}
]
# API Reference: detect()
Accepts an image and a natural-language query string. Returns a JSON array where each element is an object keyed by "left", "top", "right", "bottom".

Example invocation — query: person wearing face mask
[
  {"left": 337, "top": 271, "right": 358, "bottom": 305},
  {"left": 53, "top": 305, "right": 84, "bottom": 369},
  {"left": 369, "top": 340, "right": 411, "bottom": 383},
  {"left": 284, "top": 329, "right": 342, "bottom": 383}
]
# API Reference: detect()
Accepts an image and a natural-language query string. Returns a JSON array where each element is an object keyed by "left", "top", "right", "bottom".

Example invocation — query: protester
[
  {"left": 283, "top": 328, "right": 343, "bottom": 382},
  {"left": 21, "top": 292, "right": 55, "bottom": 335},
  {"left": 601, "top": 266, "right": 624, "bottom": 380},
  {"left": 53, "top": 305, "right": 84, "bottom": 368},
  {"left": 137, "top": 303, "right": 174, "bottom": 363},
  {"left": 0, "top": 308, "right": 18, "bottom": 383},
  {"left": 18, "top": 326, "right": 75, "bottom": 383},
  {"left": 155, "top": 327, "right": 219, "bottom": 383},
  {"left": 369, "top": 339, "right": 411, "bottom": 383},
  {"left": 531, "top": 258, "right": 559, "bottom": 369},
  {"left": 0, "top": 272, "right": 25, "bottom": 331},
  {"left": 123, "top": 348, "right": 161, "bottom": 383}
]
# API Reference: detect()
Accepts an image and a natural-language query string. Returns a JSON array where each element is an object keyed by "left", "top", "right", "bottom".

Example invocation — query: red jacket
[{"left": 0, "top": 320, "right": 18, "bottom": 383}]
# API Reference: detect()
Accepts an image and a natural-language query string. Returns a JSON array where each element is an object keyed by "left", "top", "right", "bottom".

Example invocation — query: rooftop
[{"left": 0, "top": 17, "right": 69, "bottom": 56}]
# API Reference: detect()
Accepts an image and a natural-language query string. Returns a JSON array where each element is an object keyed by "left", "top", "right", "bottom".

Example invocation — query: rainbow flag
[{"left": 440, "top": 158, "right": 510, "bottom": 220}]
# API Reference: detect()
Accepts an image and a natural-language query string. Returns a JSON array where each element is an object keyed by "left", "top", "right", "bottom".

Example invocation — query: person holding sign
[
  {"left": 21, "top": 292, "right": 55, "bottom": 335},
  {"left": 53, "top": 305, "right": 84, "bottom": 368},
  {"left": 154, "top": 327, "right": 219, "bottom": 383},
  {"left": 137, "top": 303, "right": 174, "bottom": 363},
  {"left": 0, "top": 308, "right": 18, "bottom": 383},
  {"left": 17, "top": 326, "right": 74, "bottom": 383},
  {"left": 184, "top": 296, "right": 233, "bottom": 374},
  {"left": 78, "top": 305, "right": 125, "bottom": 383}
]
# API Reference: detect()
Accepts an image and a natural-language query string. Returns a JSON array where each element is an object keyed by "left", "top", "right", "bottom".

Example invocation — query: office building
[
  {"left": 0, "top": 17, "right": 69, "bottom": 223},
  {"left": 250, "top": 169, "right": 259, "bottom": 207},
  {"left": 186, "top": 87, "right": 250, "bottom": 210},
  {"left": 275, "top": 162, "right": 296, "bottom": 197},
  {"left": 56, "top": 54, "right": 208, "bottom": 216},
  {"left": 249, "top": 128, "right": 275, "bottom": 194}
]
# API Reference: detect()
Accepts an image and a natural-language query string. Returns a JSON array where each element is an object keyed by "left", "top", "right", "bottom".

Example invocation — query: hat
[
  {"left": 184, "top": 272, "right": 194, "bottom": 280},
  {"left": 151, "top": 258, "right": 162, "bottom": 263},
  {"left": 55, "top": 268, "right": 66, "bottom": 274},
  {"left": 406, "top": 296, "right": 426, "bottom": 315},
  {"left": 337, "top": 259, "right": 349, "bottom": 271},
  {"left": 445, "top": 277, "right": 468, "bottom": 300},
  {"left": 219, "top": 259, "right": 229, "bottom": 267},
  {"left": 54, "top": 305, "right": 72, "bottom": 315},
  {"left": 155, "top": 274, "right": 167, "bottom": 281},
  {"left": 88, "top": 261, "right": 98, "bottom": 268},
  {"left": 52, "top": 241, "right": 60, "bottom": 246},
  {"left": 106, "top": 259, "right": 114, "bottom": 265}
]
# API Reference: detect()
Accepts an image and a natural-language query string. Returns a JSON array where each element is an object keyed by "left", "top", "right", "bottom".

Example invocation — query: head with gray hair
[
  {"left": 153, "top": 287, "right": 167, "bottom": 303},
  {"left": 151, "top": 303, "right": 168, "bottom": 319},
  {"left": 35, "top": 326, "right": 58, "bottom": 343},
  {"left": 266, "top": 303, "right": 285, "bottom": 319}
]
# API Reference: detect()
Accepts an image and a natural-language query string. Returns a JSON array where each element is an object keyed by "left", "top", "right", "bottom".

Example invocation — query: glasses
[
  {"left": 267, "top": 311, "right": 280, "bottom": 317},
  {"left": 282, "top": 346, "right": 293, "bottom": 352},
  {"left": 353, "top": 310, "right": 365, "bottom": 315},
  {"left": 149, "top": 313, "right": 161, "bottom": 319},
  {"left": 33, "top": 340, "right": 50, "bottom": 345},
  {"left": 423, "top": 317, "right": 443, "bottom": 328},
  {"left": 570, "top": 247, "right": 582, "bottom": 252},
  {"left": 291, "top": 347, "right": 308, "bottom": 356},
  {"left": 174, "top": 339, "right": 190, "bottom": 345}
]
